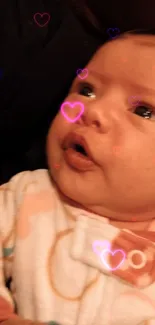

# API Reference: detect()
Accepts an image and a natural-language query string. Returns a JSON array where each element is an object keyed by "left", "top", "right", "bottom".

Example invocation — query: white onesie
[{"left": 0, "top": 169, "right": 155, "bottom": 325}]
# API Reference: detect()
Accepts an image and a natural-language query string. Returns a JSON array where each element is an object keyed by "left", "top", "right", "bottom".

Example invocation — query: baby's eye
[
  {"left": 78, "top": 83, "right": 95, "bottom": 98},
  {"left": 134, "top": 105, "right": 155, "bottom": 119}
]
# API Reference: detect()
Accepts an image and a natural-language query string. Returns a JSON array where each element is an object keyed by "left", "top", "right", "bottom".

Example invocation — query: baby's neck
[{"left": 54, "top": 182, "right": 152, "bottom": 232}]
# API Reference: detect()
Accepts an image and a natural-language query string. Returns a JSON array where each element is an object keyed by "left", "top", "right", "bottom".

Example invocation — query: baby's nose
[
  {"left": 80, "top": 100, "right": 111, "bottom": 133},
  {"left": 80, "top": 95, "right": 126, "bottom": 133}
]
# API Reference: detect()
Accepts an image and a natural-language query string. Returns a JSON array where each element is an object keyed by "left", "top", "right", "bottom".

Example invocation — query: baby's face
[{"left": 47, "top": 34, "right": 155, "bottom": 222}]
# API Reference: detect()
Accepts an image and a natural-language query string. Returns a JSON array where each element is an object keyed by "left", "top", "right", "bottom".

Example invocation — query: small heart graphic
[
  {"left": 54, "top": 164, "right": 60, "bottom": 169},
  {"left": 100, "top": 248, "right": 126, "bottom": 271},
  {"left": 92, "top": 240, "right": 111, "bottom": 256},
  {"left": 60, "top": 101, "right": 84, "bottom": 123},
  {"left": 113, "top": 146, "right": 122, "bottom": 156},
  {"left": 128, "top": 95, "right": 141, "bottom": 107},
  {"left": 77, "top": 68, "right": 88, "bottom": 80},
  {"left": 33, "top": 12, "right": 50, "bottom": 27},
  {"left": 107, "top": 28, "right": 120, "bottom": 39}
]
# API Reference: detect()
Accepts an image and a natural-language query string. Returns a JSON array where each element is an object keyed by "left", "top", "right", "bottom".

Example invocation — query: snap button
[{"left": 127, "top": 249, "right": 147, "bottom": 269}]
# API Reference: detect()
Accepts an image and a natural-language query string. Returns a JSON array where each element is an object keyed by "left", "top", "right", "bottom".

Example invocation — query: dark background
[{"left": 0, "top": 0, "right": 155, "bottom": 184}]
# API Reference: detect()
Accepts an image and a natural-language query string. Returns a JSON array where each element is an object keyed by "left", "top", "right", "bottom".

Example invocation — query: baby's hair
[
  {"left": 113, "top": 29, "right": 155, "bottom": 40},
  {"left": 119, "top": 29, "right": 155, "bottom": 47},
  {"left": 127, "top": 29, "right": 155, "bottom": 35},
  {"left": 105, "top": 28, "right": 155, "bottom": 49}
]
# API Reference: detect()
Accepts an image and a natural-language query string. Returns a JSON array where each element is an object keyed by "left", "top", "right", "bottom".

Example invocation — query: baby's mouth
[
  {"left": 62, "top": 132, "right": 92, "bottom": 158},
  {"left": 67, "top": 143, "right": 88, "bottom": 157},
  {"left": 62, "top": 132, "right": 95, "bottom": 170}
]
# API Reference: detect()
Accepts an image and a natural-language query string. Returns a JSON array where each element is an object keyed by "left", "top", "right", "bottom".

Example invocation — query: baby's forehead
[
  {"left": 90, "top": 33, "right": 155, "bottom": 63},
  {"left": 107, "top": 33, "right": 155, "bottom": 50},
  {"left": 86, "top": 33, "right": 155, "bottom": 89},
  {"left": 124, "top": 33, "right": 155, "bottom": 47}
]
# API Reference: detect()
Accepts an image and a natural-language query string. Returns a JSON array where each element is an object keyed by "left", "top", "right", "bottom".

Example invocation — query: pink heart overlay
[
  {"left": 128, "top": 96, "right": 141, "bottom": 106},
  {"left": 60, "top": 101, "right": 84, "bottom": 123},
  {"left": 100, "top": 248, "right": 126, "bottom": 271},
  {"left": 33, "top": 12, "right": 50, "bottom": 27},
  {"left": 92, "top": 240, "right": 111, "bottom": 256},
  {"left": 54, "top": 164, "right": 60, "bottom": 169},
  {"left": 77, "top": 69, "right": 88, "bottom": 79},
  {"left": 113, "top": 146, "right": 122, "bottom": 155}
]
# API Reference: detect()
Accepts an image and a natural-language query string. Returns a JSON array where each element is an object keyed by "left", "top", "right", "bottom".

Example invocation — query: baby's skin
[
  {"left": 3, "top": 32, "right": 155, "bottom": 325},
  {"left": 47, "top": 32, "right": 155, "bottom": 232}
]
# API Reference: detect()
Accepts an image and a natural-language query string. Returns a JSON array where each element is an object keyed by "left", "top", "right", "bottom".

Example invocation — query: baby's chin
[{"left": 49, "top": 166, "right": 155, "bottom": 226}]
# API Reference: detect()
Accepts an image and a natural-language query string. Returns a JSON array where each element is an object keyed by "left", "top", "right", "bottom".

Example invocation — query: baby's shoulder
[{"left": 1, "top": 169, "right": 55, "bottom": 203}]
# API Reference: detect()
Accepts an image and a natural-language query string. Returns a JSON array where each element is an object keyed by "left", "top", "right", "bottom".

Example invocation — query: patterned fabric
[{"left": 0, "top": 169, "right": 155, "bottom": 325}]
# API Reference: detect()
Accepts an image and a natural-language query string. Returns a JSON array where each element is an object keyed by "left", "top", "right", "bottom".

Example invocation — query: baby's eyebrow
[
  {"left": 131, "top": 82, "right": 155, "bottom": 96},
  {"left": 88, "top": 70, "right": 111, "bottom": 83},
  {"left": 135, "top": 40, "right": 155, "bottom": 48},
  {"left": 124, "top": 34, "right": 155, "bottom": 48},
  {"left": 89, "top": 70, "right": 155, "bottom": 96}
]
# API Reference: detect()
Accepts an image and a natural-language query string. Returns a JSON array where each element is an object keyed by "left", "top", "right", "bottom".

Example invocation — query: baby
[{"left": 1, "top": 30, "right": 155, "bottom": 325}]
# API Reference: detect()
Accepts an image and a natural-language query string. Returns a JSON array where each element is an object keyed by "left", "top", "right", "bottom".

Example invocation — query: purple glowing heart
[
  {"left": 107, "top": 28, "right": 120, "bottom": 39},
  {"left": 128, "top": 96, "right": 141, "bottom": 107},
  {"left": 100, "top": 248, "right": 126, "bottom": 271},
  {"left": 60, "top": 101, "right": 84, "bottom": 123},
  {"left": 77, "top": 68, "right": 88, "bottom": 79}
]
